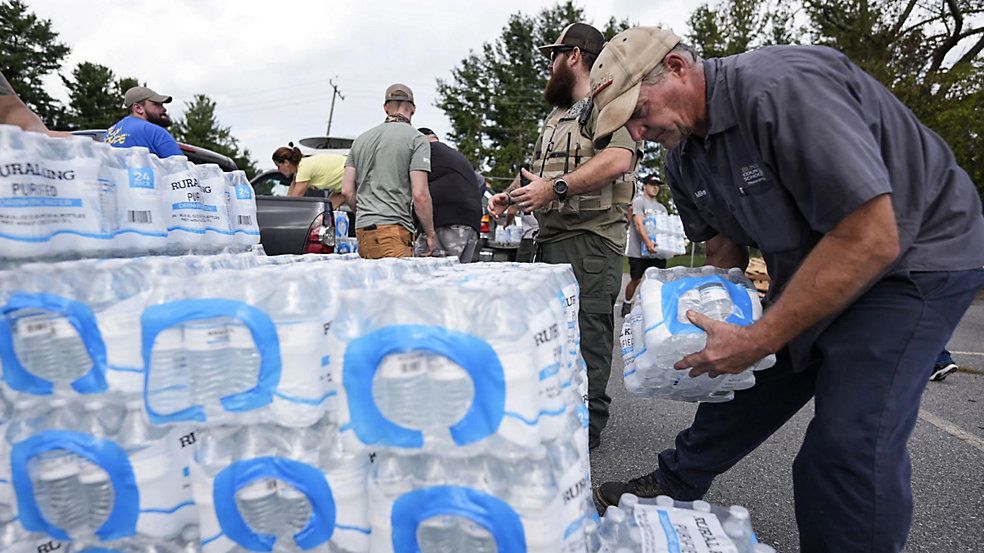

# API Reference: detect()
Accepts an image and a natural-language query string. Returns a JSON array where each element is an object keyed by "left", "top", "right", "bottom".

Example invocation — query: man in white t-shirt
[{"left": 621, "top": 174, "right": 667, "bottom": 316}]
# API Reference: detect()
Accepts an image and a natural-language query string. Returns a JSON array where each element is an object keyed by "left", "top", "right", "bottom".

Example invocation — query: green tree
[
  {"left": 0, "top": 0, "right": 70, "bottom": 126},
  {"left": 436, "top": 1, "right": 631, "bottom": 190},
  {"left": 685, "top": 0, "right": 984, "bottom": 201},
  {"left": 172, "top": 94, "right": 258, "bottom": 178},
  {"left": 60, "top": 62, "right": 137, "bottom": 130}
]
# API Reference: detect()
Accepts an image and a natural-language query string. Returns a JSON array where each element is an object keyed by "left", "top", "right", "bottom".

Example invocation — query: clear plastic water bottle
[
  {"left": 32, "top": 448, "right": 87, "bottom": 536},
  {"left": 184, "top": 318, "right": 231, "bottom": 414},
  {"left": 38, "top": 136, "right": 118, "bottom": 258},
  {"left": 116, "top": 399, "right": 169, "bottom": 454},
  {"left": 145, "top": 325, "right": 191, "bottom": 417},
  {"left": 506, "top": 447, "right": 561, "bottom": 553},
  {"left": 697, "top": 281, "right": 733, "bottom": 320},
  {"left": 373, "top": 350, "right": 429, "bottom": 429},
  {"left": 77, "top": 399, "right": 121, "bottom": 532},
  {"left": 192, "top": 163, "right": 233, "bottom": 251},
  {"left": 227, "top": 170, "right": 260, "bottom": 248},
  {"left": 447, "top": 518, "right": 491, "bottom": 553},
  {"left": 10, "top": 306, "right": 92, "bottom": 387},
  {"left": 236, "top": 477, "right": 281, "bottom": 536},
  {"left": 112, "top": 146, "right": 167, "bottom": 256},
  {"left": 426, "top": 355, "right": 474, "bottom": 436},
  {"left": 157, "top": 155, "right": 203, "bottom": 253}
]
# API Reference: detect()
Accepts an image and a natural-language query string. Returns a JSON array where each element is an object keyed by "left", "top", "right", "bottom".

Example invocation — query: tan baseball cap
[
  {"left": 384, "top": 83, "right": 415, "bottom": 105},
  {"left": 589, "top": 27, "right": 681, "bottom": 147},
  {"left": 123, "top": 86, "right": 172, "bottom": 108},
  {"left": 537, "top": 22, "right": 605, "bottom": 58}
]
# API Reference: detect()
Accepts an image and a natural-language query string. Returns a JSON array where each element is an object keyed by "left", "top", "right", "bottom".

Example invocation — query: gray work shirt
[{"left": 665, "top": 46, "right": 984, "bottom": 366}]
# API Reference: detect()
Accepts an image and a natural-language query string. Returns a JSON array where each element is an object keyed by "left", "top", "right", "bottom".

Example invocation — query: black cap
[
  {"left": 538, "top": 23, "right": 605, "bottom": 58},
  {"left": 417, "top": 127, "right": 436, "bottom": 136},
  {"left": 641, "top": 174, "right": 663, "bottom": 185}
]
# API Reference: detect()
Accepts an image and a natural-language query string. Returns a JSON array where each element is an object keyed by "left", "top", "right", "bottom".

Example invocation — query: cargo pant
[
  {"left": 538, "top": 233, "right": 623, "bottom": 441},
  {"left": 356, "top": 224, "right": 413, "bottom": 259},
  {"left": 649, "top": 269, "right": 984, "bottom": 553}
]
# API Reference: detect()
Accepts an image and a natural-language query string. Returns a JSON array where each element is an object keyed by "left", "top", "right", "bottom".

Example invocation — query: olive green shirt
[
  {"left": 533, "top": 101, "right": 640, "bottom": 254},
  {"left": 346, "top": 121, "right": 431, "bottom": 232}
]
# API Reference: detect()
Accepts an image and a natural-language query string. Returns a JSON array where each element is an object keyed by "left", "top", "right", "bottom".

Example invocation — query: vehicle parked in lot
[
  {"left": 254, "top": 195, "right": 334, "bottom": 255},
  {"left": 249, "top": 136, "right": 353, "bottom": 255},
  {"left": 71, "top": 129, "right": 239, "bottom": 171}
]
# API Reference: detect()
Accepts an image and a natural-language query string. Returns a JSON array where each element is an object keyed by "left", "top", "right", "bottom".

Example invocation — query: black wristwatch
[{"left": 553, "top": 177, "right": 569, "bottom": 202}]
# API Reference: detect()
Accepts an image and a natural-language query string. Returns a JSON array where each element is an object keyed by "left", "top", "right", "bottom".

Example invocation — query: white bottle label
[{"left": 634, "top": 504, "right": 738, "bottom": 553}]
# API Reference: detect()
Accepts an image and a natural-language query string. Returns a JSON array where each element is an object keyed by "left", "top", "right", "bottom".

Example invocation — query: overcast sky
[{"left": 28, "top": 0, "right": 698, "bottom": 171}]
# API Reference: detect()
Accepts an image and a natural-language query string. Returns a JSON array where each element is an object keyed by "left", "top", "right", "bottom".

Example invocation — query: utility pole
[{"left": 326, "top": 78, "right": 345, "bottom": 136}]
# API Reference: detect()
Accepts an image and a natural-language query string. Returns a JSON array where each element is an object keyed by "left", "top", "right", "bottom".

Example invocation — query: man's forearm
[
  {"left": 750, "top": 194, "right": 899, "bottom": 353},
  {"left": 0, "top": 74, "right": 48, "bottom": 133},
  {"left": 413, "top": 197, "right": 435, "bottom": 236},
  {"left": 633, "top": 215, "right": 648, "bottom": 240},
  {"left": 704, "top": 234, "right": 749, "bottom": 270},
  {"left": 565, "top": 148, "right": 633, "bottom": 195}
]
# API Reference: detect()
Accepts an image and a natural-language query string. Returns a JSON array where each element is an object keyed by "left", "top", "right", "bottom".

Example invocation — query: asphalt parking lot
[{"left": 590, "top": 282, "right": 984, "bottom": 552}]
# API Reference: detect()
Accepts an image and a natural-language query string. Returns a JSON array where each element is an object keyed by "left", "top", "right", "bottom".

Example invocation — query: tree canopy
[
  {"left": 172, "top": 94, "right": 258, "bottom": 178},
  {"left": 436, "top": 1, "right": 631, "bottom": 190},
  {"left": 686, "top": 0, "right": 984, "bottom": 200},
  {"left": 60, "top": 62, "right": 136, "bottom": 130},
  {"left": 0, "top": 0, "right": 69, "bottom": 125}
]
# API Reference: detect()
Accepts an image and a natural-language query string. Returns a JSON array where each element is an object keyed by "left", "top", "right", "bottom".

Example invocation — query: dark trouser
[
  {"left": 650, "top": 269, "right": 984, "bottom": 553},
  {"left": 935, "top": 348, "right": 954, "bottom": 367},
  {"left": 538, "top": 233, "right": 623, "bottom": 439}
]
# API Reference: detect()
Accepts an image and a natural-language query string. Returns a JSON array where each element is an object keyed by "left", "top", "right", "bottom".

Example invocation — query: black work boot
[{"left": 594, "top": 471, "right": 668, "bottom": 512}]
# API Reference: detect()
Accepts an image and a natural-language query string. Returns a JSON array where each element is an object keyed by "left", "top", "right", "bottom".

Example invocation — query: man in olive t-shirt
[{"left": 341, "top": 83, "right": 435, "bottom": 258}]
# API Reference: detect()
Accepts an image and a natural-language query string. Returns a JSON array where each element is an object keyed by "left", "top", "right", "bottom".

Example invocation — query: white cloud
[{"left": 26, "top": 0, "right": 697, "bottom": 170}]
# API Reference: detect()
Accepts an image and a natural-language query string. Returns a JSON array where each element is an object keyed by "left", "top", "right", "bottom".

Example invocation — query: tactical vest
[{"left": 530, "top": 98, "right": 635, "bottom": 215}]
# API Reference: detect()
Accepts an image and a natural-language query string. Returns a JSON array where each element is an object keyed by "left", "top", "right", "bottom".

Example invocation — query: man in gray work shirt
[
  {"left": 342, "top": 83, "right": 436, "bottom": 258},
  {"left": 589, "top": 28, "right": 984, "bottom": 553}
]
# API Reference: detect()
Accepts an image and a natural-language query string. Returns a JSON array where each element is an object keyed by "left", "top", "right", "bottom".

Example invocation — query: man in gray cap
[
  {"left": 106, "top": 85, "right": 182, "bottom": 157},
  {"left": 487, "top": 22, "right": 642, "bottom": 450},
  {"left": 588, "top": 27, "right": 984, "bottom": 552},
  {"left": 341, "top": 83, "right": 435, "bottom": 258}
]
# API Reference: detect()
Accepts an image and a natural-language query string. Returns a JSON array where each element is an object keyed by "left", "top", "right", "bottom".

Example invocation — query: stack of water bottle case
[
  {"left": 0, "top": 124, "right": 260, "bottom": 260},
  {"left": 0, "top": 252, "right": 597, "bottom": 553}
]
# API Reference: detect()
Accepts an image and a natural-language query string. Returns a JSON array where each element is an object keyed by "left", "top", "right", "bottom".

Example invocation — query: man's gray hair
[{"left": 641, "top": 43, "right": 702, "bottom": 85}]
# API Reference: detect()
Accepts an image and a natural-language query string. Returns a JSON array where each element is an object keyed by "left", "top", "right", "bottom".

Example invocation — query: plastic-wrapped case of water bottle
[
  {"left": 640, "top": 212, "right": 686, "bottom": 260},
  {"left": 620, "top": 266, "right": 776, "bottom": 403},
  {"left": 0, "top": 252, "right": 601, "bottom": 552},
  {"left": 593, "top": 494, "right": 775, "bottom": 553},
  {"left": 0, "top": 124, "right": 259, "bottom": 262}
]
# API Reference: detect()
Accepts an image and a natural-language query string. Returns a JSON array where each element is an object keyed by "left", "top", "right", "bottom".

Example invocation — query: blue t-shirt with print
[{"left": 106, "top": 115, "right": 183, "bottom": 158}]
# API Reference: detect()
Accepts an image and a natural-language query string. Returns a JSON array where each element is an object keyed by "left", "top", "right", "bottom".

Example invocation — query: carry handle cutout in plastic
[
  {"left": 141, "top": 299, "right": 281, "bottom": 424},
  {"left": 343, "top": 324, "right": 505, "bottom": 448},
  {"left": 391, "top": 486, "right": 525, "bottom": 553},
  {"left": 11, "top": 430, "right": 138, "bottom": 541},
  {"left": 661, "top": 276, "right": 755, "bottom": 334},
  {"left": 0, "top": 293, "right": 108, "bottom": 395},
  {"left": 213, "top": 456, "right": 335, "bottom": 551}
]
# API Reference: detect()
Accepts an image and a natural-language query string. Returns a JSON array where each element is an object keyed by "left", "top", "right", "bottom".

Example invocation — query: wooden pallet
[{"left": 745, "top": 257, "right": 770, "bottom": 296}]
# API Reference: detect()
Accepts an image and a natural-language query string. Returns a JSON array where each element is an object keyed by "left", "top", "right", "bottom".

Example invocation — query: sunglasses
[{"left": 551, "top": 47, "right": 576, "bottom": 61}]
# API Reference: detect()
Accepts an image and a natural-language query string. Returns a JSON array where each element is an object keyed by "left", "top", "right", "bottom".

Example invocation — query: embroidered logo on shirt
[
  {"left": 694, "top": 189, "right": 708, "bottom": 200},
  {"left": 740, "top": 164, "right": 767, "bottom": 186}
]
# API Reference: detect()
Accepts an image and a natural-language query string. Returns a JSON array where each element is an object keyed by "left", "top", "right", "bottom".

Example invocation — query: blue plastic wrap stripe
[
  {"left": 273, "top": 389, "right": 337, "bottom": 405},
  {"left": 108, "top": 364, "right": 143, "bottom": 373},
  {"left": 503, "top": 406, "right": 566, "bottom": 426},
  {"left": 139, "top": 500, "right": 195, "bottom": 515},
  {"left": 201, "top": 532, "right": 224, "bottom": 546},
  {"left": 624, "top": 368, "right": 637, "bottom": 377},
  {"left": 335, "top": 524, "right": 372, "bottom": 534},
  {"left": 0, "top": 230, "right": 116, "bottom": 242}
]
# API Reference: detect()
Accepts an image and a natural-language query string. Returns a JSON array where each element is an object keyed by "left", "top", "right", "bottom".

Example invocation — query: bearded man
[
  {"left": 106, "top": 86, "right": 183, "bottom": 158},
  {"left": 487, "top": 22, "right": 642, "bottom": 450}
]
